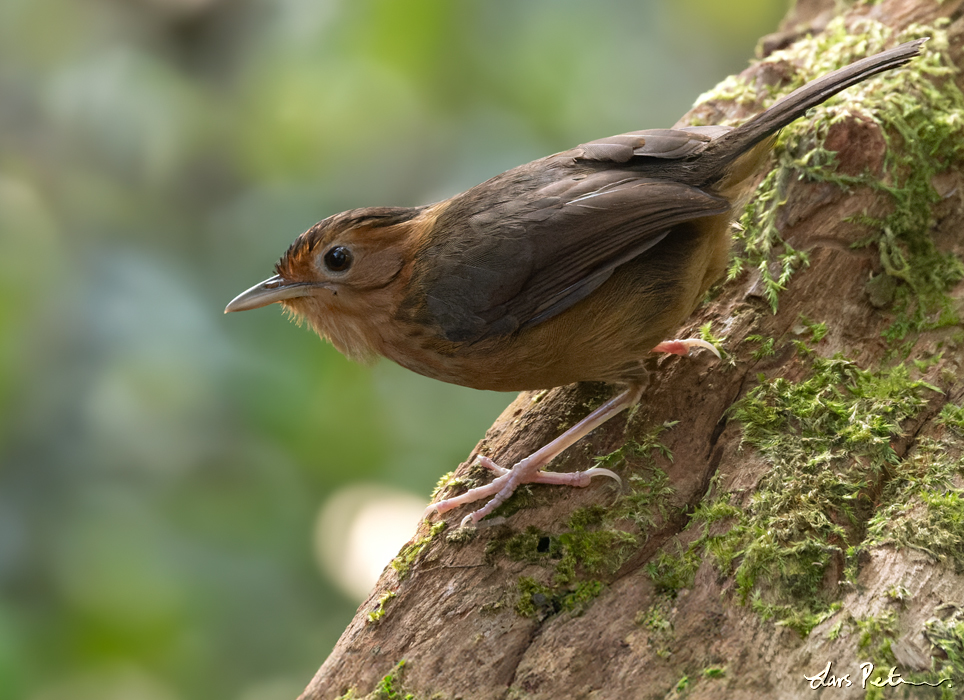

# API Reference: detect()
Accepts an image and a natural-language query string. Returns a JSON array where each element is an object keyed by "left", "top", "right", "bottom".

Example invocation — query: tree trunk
[{"left": 303, "top": 0, "right": 964, "bottom": 697}]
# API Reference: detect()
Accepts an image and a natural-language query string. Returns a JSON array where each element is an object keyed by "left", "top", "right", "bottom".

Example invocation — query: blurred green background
[{"left": 0, "top": 0, "right": 787, "bottom": 698}]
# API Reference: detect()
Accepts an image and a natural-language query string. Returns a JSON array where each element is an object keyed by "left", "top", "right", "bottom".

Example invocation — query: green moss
[
  {"left": 816, "top": 610, "right": 960, "bottom": 698},
  {"left": 913, "top": 350, "right": 944, "bottom": 373},
  {"left": 646, "top": 540, "right": 701, "bottom": 596},
  {"left": 444, "top": 525, "right": 476, "bottom": 544},
  {"left": 747, "top": 334, "right": 776, "bottom": 361},
  {"left": 884, "top": 583, "right": 911, "bottom": 604},
  {"left": 335, "top": 661, "right": 417, "bottom": 700},
  {"left": 856, "top": 610, "right": 899, "bottom": 660},
  {"left": 497, "top": 505, "right": 637, "bottom": 618},
  {"left": 923, "top": 608, "right": 964, "bottom": 690},
  {"left": 734, "top": 357, "right": 935, "bottom": 464},
  {"left": 694, "top": 350, "right": 940, "bottom": 635},
  {"left": 367, "top": 591, "right": 397, "bottom": 624},
  {"left": 860, "top": 437, "right": 964, "bottom": 570},
  {"left": 619, "top": 467, "right": 676, "bottom": 531},
  {"left": 501, "top": 525, "right": 552, "bottom": 563},
  {"left": 429, "top": 470, "right": 459, "bottom": 501},
  {"left": 515, "top": 576, "right": 554, "bottom": 617},
  {"left": 563, "top": 579, "right": 606, "bottom": 612},
  {"left": 373, "top": 661, "right": 416, "bottom": 700},
  {"left": 937, "top": 402, "right": 964, "bottom": 435},
  {"left": 636, "top": 601, "right": 672, "bottom": 631},
  {"left": 556, "top": 386, "right": 611, "bottom": 433},
  {"left": 635, "top": 600, "right": 675, "bottom": 659},
  {"left": 826, "top": 617, "right": 846, "bottom": 642},
  {"left": 601, "top": 421, "right": 681, "bottom": 530},
  {"left": 689, "top": 497, "right": 744, "bottom": 572},
  {"left": 722, "top": 19, "right": 964, "bottom": 337},
  {"left": 817, "top": 610, "right": 953, "bottom": 700},
  {"left": 796, "top": 315, "right": 828, "bottom": 343},
  {"left": 515, "top": 576, "right": 605, "bottom": 618},
  {"left": 639, "top": 337, "right": 960, "bottom": 637},
  {"left": 552, "top": 505, "right": 637, "bottom": 585},
  {"left": 814, "top": 610, "right": 901, "bottom": 683},
  {"left": 594, "top": 420, "right": 678, "bottom": 470},
  {"left": 730, "top": 164, "right": 811, "bottom": 313},
  {"left": 695, "top": 67, "right": 775, "bottom": 110},
  {"left": 391, "top": 521, "right": 446, "bottom": 580},
  {"left": 698, "top": 322, "right": 726, "bottom": 357},
  {"left": 750, "top": 595, "right": 843, "bottom": 638}
]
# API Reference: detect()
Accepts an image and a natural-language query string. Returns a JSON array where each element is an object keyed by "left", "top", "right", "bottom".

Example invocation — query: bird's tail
[{"left": 694, "top": 37, "right": 926, "bottom": 184}]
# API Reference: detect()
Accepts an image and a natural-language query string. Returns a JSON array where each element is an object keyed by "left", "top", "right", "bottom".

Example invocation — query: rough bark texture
[{"left": 304, "top": 1, "right": 964, "bottom": 698}]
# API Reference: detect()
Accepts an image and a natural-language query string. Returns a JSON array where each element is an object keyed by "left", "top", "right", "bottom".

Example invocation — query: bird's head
[{"left": 225, "top": 206, "right": 425, "bottom": 362}]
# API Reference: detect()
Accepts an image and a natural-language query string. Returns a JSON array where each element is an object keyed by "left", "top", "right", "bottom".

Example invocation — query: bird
[{"left": 226, "top": 39, "right": 925, "bottom": 526}]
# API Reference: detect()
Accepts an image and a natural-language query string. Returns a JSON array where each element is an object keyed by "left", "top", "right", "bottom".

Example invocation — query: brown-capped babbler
[{"left": 227, "top": 40, "right": 925, "bottom": 525}]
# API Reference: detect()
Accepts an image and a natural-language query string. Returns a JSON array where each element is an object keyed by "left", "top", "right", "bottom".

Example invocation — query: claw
[
  {"left": 575, "top": 466, "right": 621, "bottom": 487},
  {"left": 652, "top": 337, "right": 721, "bottom": 359},
  {"left": 477, "top": 456, "right": 509, "bottom": 475}
]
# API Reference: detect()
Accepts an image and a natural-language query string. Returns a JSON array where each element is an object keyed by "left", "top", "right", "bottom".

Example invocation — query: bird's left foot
[
  {"left": 424, "top": 385, "right": 643, "bottom": 527},
  {"left": 426, "top": 455, "right": 621, "bottom": 527}
]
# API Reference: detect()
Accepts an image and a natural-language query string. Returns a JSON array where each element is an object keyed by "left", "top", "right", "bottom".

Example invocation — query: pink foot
[
  {"left": 424, "top": 456, "right": 622, "bottom": 527},
  {"left": 652, "top": 337, "right": 721, "bottom": 358},
  {"left": 424, "top": 385, "right": 644, "bottom": 526}
]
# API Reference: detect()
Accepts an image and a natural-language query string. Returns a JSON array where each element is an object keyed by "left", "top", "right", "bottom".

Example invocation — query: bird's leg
[
  {"left": 426, "top": 338, "right": 719, "bottom": 526},
  {"left": 427, "top": 383, "right": 644, "bottom": 526}
]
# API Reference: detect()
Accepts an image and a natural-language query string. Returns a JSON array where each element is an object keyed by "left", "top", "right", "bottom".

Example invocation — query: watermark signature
[{"left": 804, "top": 661, "right": 957, "bottom": 690}]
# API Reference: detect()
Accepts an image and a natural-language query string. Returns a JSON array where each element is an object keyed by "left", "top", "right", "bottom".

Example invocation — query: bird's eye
[{"left": 323, "top": 246, "right": 353, "bottom": 272}]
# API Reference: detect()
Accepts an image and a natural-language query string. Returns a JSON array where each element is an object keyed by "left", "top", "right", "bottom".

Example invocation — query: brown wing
[{"left": 410, "top": 128, "right": 732, "bottom": 343}]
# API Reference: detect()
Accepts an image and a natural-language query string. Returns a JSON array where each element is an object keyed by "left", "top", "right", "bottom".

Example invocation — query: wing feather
[{"left": 408, "top": 128, "right": 732, "bottom": 343}]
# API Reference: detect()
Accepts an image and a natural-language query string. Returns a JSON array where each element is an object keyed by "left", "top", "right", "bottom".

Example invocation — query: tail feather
[{"left": 694, "top": 38, "right": 927, "bottom": 184}]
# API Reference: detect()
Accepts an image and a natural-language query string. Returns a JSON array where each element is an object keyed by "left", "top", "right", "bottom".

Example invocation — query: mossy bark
[{"left": 304, "top": 1, "right": 964, "bottom": 698}]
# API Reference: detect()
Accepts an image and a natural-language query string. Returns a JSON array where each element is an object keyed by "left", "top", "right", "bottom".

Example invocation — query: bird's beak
[{"left": 224, "top": 274, "right": 320, "bottom": 313}]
